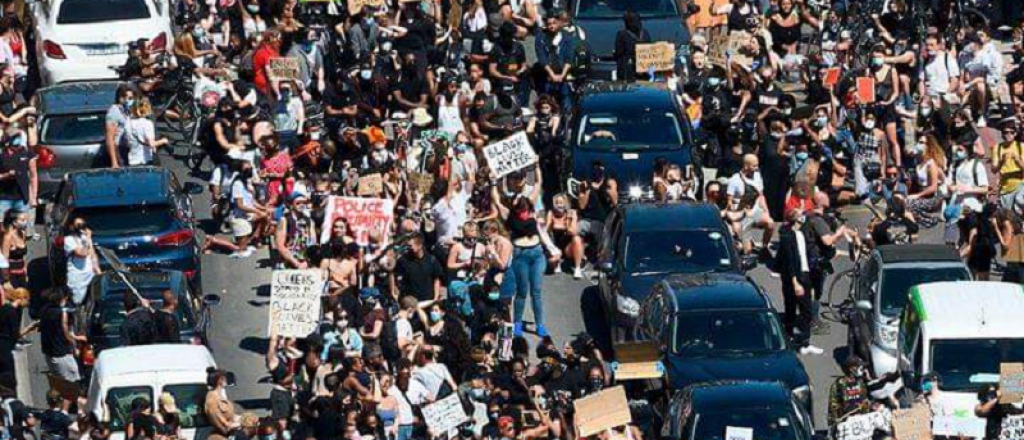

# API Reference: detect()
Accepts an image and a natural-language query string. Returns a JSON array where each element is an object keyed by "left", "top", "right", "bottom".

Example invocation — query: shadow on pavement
[
  {"left": 27, "top": 256, "right": 52, "bottom": 319},
  {"left": 240, "top": 336, "right": 270, "bottom": 356},
  {"left": 580, "top": 286, "right": 612, "bottom": 355}
]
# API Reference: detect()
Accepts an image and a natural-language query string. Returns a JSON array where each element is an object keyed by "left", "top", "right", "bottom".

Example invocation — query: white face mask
[{"left": 863, "top": 120, "right": 876, "bottom": 130}]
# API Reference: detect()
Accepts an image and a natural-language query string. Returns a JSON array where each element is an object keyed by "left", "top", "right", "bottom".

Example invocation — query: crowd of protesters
[{"left": 2, "top": 0, "right": 1024, "bottom": 438}]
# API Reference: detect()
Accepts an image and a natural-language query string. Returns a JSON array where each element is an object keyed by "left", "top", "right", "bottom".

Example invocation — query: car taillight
[
  {"left": 154, "top": 230, "right": 194, "bottom": 247},
  {"left": 43, "top": 40, "right": 66, "bottom": 59},
  {"left": 149, "top": 32, "right": 167, "bottom": 51},
  {"left": 36, "top": 146, "right": 56, "bottom": 169},
  {"left": 183, "top": 269, "right": 196, "bottom": 279},
  {"left": 53, "top": 235, "right": 64, "bottom": 248}
]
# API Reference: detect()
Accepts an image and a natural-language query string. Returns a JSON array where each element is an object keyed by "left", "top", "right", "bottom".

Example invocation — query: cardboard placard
[
  {"left": 635, "top": 42, "right": 675, "bottom": 73},
  {"left": 320, "top": 197, "right": 395, "bottom": 246},
  {"left": 483, "top": 132, "right": 538, "bottom": 179},
  {"left": 269, "top": 57, "right": 300, "bottom": 81},
  {"left": 269, "top": 269, "right": 325, "bottom": 337},
  {"left": 421, "top": 394, "right": 469, "bottom": 437},
  {"left": 707, "top": 31, "right": 730, "bottom": 66},
  {"left": 726, "top": 31, "right": 752, "bottom": 68},
  {"left": 612, "top": 341, "right": 663, "bottom": 380},
  {"left": 408, "top": 172, "right": 435, "bottom": 195},
  {"left": 823, "top": 67, "right": 841, "bottom": 88},
  {"left": 1001, "top": 415, "right": 1024, "bottom": 440},
  {"left": 357, "top": 173, "right": 383, "bottom": 196},
  {"left": 574, "top": 386, "right": 632, "bottom": 437},
  {"left": 795, "top": 158, "right": 820, "bottom": 189},
  {"left": 1001, "top": 363, "right": 1024, "bottom": 403},
  {"left": 856, "top": 77, "right": 876, "bottom": 105},
  {"left": 725, "top": 426, "right": 754, "bottom": 440},
  {"left": 347, "top": 0, "right": 384, "bottom": 14},
  {"left": 893, "top": 406, "right": 932, "bottom": 440}
]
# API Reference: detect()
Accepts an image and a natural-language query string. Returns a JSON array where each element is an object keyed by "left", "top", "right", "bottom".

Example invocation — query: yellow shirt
[{"left": 996, "top": 141, "right": 1024, "bottom": 194}]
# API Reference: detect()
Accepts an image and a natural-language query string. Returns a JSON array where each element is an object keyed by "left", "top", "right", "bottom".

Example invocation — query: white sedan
[{"left": 31, "top": 0, "right": 173, "bottom": 85}]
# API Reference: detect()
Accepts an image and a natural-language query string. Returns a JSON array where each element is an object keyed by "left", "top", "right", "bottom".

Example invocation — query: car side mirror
[
  {"left": 225, "top": 372, "right": 237, "bottom": 387},
  {"left": 855, "top": 300, "right": 873, "bottom": 311},
  {"left": 183, "top": 182, "right": 204, "bottom": 195},
  {"left": 203, "top": 294, "right": 222, "bottom": 306},
  {"left": 741, "top": 254, "right": 758, "bottom": 271}
]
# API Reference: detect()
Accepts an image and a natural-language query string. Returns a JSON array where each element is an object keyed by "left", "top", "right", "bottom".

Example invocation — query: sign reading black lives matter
[
  {"left": 483, "top": 132, "right": 538, "bottom": 179},
  {"left": 269, "top": 269, "right": 325, "bottom": 337}
]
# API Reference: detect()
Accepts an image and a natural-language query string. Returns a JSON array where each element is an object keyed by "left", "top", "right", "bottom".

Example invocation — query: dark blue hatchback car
[
  {"left": 46, "top": 167, "right": 204, "bottom": 288},
  {"left": 663, "top": 381, "right": 815, "bottom": 440}
]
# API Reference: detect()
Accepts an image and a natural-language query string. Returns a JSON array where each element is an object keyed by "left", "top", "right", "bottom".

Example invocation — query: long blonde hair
[
  {"left": 921, "top": 134, "right": 947, "bottom": 170},
  {"left": 132, "top": 97, "right": 153, "bottom": 119}
]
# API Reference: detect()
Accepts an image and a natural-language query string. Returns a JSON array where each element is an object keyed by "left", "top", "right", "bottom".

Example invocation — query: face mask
[
  {"left": 302, "top": 42, "right": 314, "bottom": 52},
  {"left": 863, "top": 120, "right": 876, "bottom": 130},
  {"left": 955, "top": 150, "right": 968, "bottom": 161},
  {"left": 124, "top": 98, "right": 135, "bottom": 110},
  {"left": 796, "top": 152, "right": 809, "bottom": 161},
  {"left": 927, "top": 49, "right": 937, "bottom": 57},
  {"left": 913, "top": 143, "right": 926, "bottom": 155},
  {"left": 489, "top": 412, "right": 499, "bottom": 421},
  {"left": 470, "top": 388, "right": 487, "bottom": 400},
  {"left": 281, "top": 88, "right": 292, "bottom": 99},
  {"left": 816, "top": 116, "right": 828, "bottom": 127},
  {"left": 871, "top": 57, "right": 884, "bottom": 68},
  {"left": 771, "top": 132, "right": 783, "bottom": 139},
  {"left": 922, "top": 381, "right": 934, "bottom": 393},
  {"left": 246, "top": 4, "right": 258, "bottom": 12},
  {"left": 337, "top": 319, "right": 348, "bottom": 330},
  {"left": 590, "top": 378, "right": 604, "bottom": 390},
  {"left": 782, "top": 108, "right": 793, "bottom": 116},
  {"left": 16, "top": 220, "right": 28, "bottom": 230},
  {"left": 430, "top": 311, "right": 443, "bottom": 322},
  {"left": 360, "top": 69, "right": 373, "bottom": 81},
  {"left": 554, "top": 205, "right": 566, "bottom": 212},
  {"left": 787, "top": 128, "right": 804, "bottom": 137},
  {"left": 708, "top": 77, "right": 721, "bottom": 87},
  {"left": 796, "top": 214, "right": 806, "bottom": 224},
  {"left": 921, "top": 107, "right": 933, "bottom": 117},
  {"left": 487, "top": 290, "right": 500, "bottom": 301}
]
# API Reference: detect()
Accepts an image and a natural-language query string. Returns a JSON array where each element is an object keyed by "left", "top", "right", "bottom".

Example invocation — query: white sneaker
[
  {"left": 977, "top": 118, "right": 987, "bottom": 128},
  {"left": 573, "top": 267, "right": 583, "bottom": 279},
  {"left": 554, "top": 265, "right": 563, "bottom": 274},
  {"left": 799, "top": 345, "right": 825, "bottom": 355},
  {"left": 230, "top": 249, "right": 254, "bottom": 259}
]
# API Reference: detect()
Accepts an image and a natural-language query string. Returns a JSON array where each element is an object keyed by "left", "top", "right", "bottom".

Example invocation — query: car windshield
[
  {"left": 931, "top": 338, "right": 1024, "bottom": 392},
  {"left": 41, "top": 114, "right": 106, "bottom": 145},
  {"left": 693, "top": 408, "right": 801, "bottom": 440},
  {"left": 624, "top": 230, "right": 732, "bottom": 274},
  {"left": 57, "top": 0, "right": 151, "bottom": 24},
  {"left": 575, "top": 0, "right": 678, "bottom": 18},
  {"left": 163, "top": 384, "right": 210, "bottom": 428},
  {"left": 99, "top": 289, "right": 193, "bottom": 336},
  {"left": 578, "top": 112, "right": 683, "bottom": 149},
  {"left": 673, "top": 310, "right": 787, "bottom": 356},
  {"left": 879, "top": 266, "right": 969, "bottom": 316},
  {"left": 75, "top": 205, "right": 177, "bottom": 237}
]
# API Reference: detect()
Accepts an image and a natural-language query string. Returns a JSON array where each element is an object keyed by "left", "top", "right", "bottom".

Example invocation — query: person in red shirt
[{"left": 252, "top": 29, "right": 282, "bottom": 97}]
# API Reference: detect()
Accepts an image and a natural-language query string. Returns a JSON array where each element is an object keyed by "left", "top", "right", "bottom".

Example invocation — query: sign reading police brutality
[
  {"left": 269, "top": 269, "right": 325, "bottom": 338},
  {"left": 421, "top": 394, "right": 469, "bottom": 437},
  {"left": 483, "top": 132, "right": 538, "bottom": 179},
  {"left": 269, "top": 57, "right": 300, "bottom": 81},
  {"left": 635, "top": 42, "right": 675, "bottom": 73},
  {"left": 321, "top": 197, "right": 395, "bottom": 246}
]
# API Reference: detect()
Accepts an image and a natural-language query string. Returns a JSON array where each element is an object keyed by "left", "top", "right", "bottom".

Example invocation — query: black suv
[
  {"left": 663, "top": 381, "right": 815, "bottom": 440},
  {"left": 596, "top": 202, "right": 747, "bottom": 340}
]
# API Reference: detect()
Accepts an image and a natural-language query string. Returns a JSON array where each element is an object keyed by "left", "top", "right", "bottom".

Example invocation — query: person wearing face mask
[
  {"left": 241, "top": 0, "right": 267, "bottom": 40},
  {"left": 944, "top": 140, "right": 989, "bottom": 244},
  {"left": 776, "top": 208, "right": 823, "bottom": 355},
  {"left": 204, "top": 369, "right": 240, "bottom": 440},
  {"left": 252, "top": 29, "right": 282, "bottom": 96},
  {"left": 993, "top": 121, "right": 1024, "bottom": 209},
  {"left": 827, "top": 356, "right": 871, "bottom": 427},
  {"left": 105, "top": 84, "right": 137, "bottom": 168},
  {"left": 535, "top": 15, "right": 572, "bottom": 110},
  {"left": 921, "top": 35, "right": 960, "bottom": 111},
  {"left": 490, "top": 22, "right": 530, "bottom": 105},
  {"left": 285, "top": 30, "right": 326, "bottom": 96},
  {"left": 0, "top": 125, "right": 37, "bottom": 222},
  {"left": 273, "top": 191, "right": 317, "bottom": 269},
  {"left": 229, "top": 162, "right": 271, "bottom": 258},
  {"left": 853, "top": 112, "right": 888, "bottom": 199},
  {"left": 271, "top": 80, "right": 305, "bottom": 151},
  {"left": 866, "top": 44, "right": 903, "bottom": 167},
  {"left": 544, "top": 193, "right": 583, "bottom": 278},
  {"left": 1, "top": 211, "right": 30, "bottom": 289},
  {"left": 347, "top": 10, "right": 380, "bottom": 62},
  {"left": 726, "top": 154, "right": 775, "bottom": 257}
]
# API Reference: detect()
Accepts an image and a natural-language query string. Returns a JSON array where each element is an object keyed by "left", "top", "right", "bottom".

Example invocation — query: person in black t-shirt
[
  {"left": 613, "top": 10, "right": 651, "bottom": 83},
  {"left": 39, "top": 390, "right": 72, "bottom": 440},
  {"left": 392, "top": 53, "right": 429, "bottom": 112},
  {"left": 120, "top": 293, "right": 157, "bottom": 347},
  {"left": 392, "top": 234, "right": 444, "bottom": 302},
  {"left": 976, "top": 384, "right": 1024, "bottom": 440},
  {"left": 125, "top": 397, "right": 158, "bottom": 440},
  {"left": 39, "top": 288, "right": 84, "bottom": 387},
  {"left": 154, "top": 290, "right": 181, "bottom": 344},
  {"left": 490, "top": 23, "right": 529, "bottom": 106},
  {"left": 0, "top": 289, "right": 34, "bottom": 391}
]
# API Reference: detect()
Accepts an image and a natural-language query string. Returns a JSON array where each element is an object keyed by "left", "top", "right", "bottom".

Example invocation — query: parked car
[
  {"left": 564, "top": 83, "right": 695, "bottom": 197},
  {"left": 596, "top": 202, "right": 746, "bottom": 339},
  {"left": 635, "top": 273, "right": 811, "bottom": 412},
  {"left": 844, "top": 244, "right": 970, "bottom": 390},
  {"left": 74, "top": 270, "right": 220, "bottom": 356},
  {"left": 30, "top": 0, "right": 172, "bottom": 85},
  {"left": 36, "top": 81, "right": 124, "bottom": 198},
  {"left": 570, "top": 0, "right": 690, "bottom": 81},
  {"left": 663, "top": 381, "right": 815, "bottom": 440},
  {"left": 46, "top": 167, "right": 204, "bottom": 287}
]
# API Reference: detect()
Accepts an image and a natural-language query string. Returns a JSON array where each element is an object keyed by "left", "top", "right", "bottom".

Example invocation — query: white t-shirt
[
  {"left": 395, "top": 316, "right": 413, "bottom": 341},
  {"left": 952, "top": 158, "right": 989, "bottom": 206},
  {"left": 127, "top": 118, "right": 157, "bottom": 166},
  {"left": 390, "top": 380, "right": 431, "bottom": 425},
  {"left": 922, "top": 52, "right": 960, "bottom": 96},
  {"left": 231, "top": 179, "right": 254, "bottom": 219},
  {"left": 727, "top": 172, "right": 764, "bottom": 200},
  {"left": 64, "top": 235, "right": 96, "bottom": 304},
  {"left": 431, "top": 187, "right": 471, "bottom": 244},
  {"left": 412, "top": 362, "right": 454, "bottom": 398}
]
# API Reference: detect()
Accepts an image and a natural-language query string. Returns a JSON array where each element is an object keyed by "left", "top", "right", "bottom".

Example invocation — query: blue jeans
[
  {"left": 396, "top": 425, "right": 414, "bottom": 440},
  {"left": 511, "top": 245, "right": 546, "bottom": 327}
]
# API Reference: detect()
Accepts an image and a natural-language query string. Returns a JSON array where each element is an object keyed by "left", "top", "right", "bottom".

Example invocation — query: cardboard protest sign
[
  {"left": 1001, "top": 415, "right": 1024, "bottom": 440},
  {"left": 421, "top": 394, "right": 469, "bottom": 436},
  {"left": 725, "top": 426, "right": 753, "bottom": 440},
  {"left": 612, "top": 341, "right": 663, "bottom": 380},
  {"left": 893, "top": 406, "right": 932, "bottom": 440},
  {"left": 856, "top": 77, "right": 876, "bottom": 104},
  {"left": 269, "top": 269, "right": 325, "bottom": 337},
  {"left": 1001, "top": 363, "right": 1024, "bottom": 403},
  {"left": 357, "top": 173, "right": 383, "bottom": 196},
  {"left": 823, "top": 67, "right": 841, "bottom": 88},
  {"left": 483, "top": 132, "right": 538, "bottom": 179},
  {"left": 269, "top": 57, "right": 300, "bottom": 81},
  {"left": 707, "top": 31, "right": 730, "bottom": 66},
  {"left": 726, "top": 31, "right": 752, "bottom": 67},
  {"left": 320, "top": 197, "right": 395, "bottom": 246},
  {"left": 835, "top": 412, "right": 888, "bottom": 440},
  {"left": 408, "top": 172, "right": 435, "bottom": 195},
  {"left": 574, "top": 386, "right": 631, "bottom": 437},
  {"left": 635, "top": 42, "right": 675, "bottom": 73}
]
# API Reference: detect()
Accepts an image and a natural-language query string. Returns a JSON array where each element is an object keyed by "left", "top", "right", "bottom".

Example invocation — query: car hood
[
  {"left": 578, "top": 17, "right": 690, "bottom": 58},
  {"left": 665, "top": 350, "right": 808, "bottom": 390},
  {"left": 572, "top": 146, "right": 689, "bottom": 187}
]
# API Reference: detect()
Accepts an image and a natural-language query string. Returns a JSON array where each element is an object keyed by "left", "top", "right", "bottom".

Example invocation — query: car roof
[
  {"left": 621, "top": 202, "right": 724, "bottom": 233},
  {"left": 688, "top": 381, "right": 792, "bottom": 412},
  {"left": 69, "top": 166, "right": 172, "bottom": 208},
  {"left": 664, "top": 273, "right": 769, "bottom": 311},
  {"left": 38, "top": 81, "right": 123, "bottom": 115},
  {"left": 577, "top": 82, "right": 677, "bottom": 114},
  {"left": 93, "top": 344, "right": 216, "bottom": 378},
  {"left": 876, "top": 244, "right": 962, "bottom": 264},
  {"left": 911, "top": 281, "right": 1024, "bottom": 340}
]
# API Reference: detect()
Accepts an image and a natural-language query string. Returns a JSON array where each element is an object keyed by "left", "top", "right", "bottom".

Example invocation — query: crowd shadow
[{"left": 239, "top": 336, "right": 270, "bottom": 356}]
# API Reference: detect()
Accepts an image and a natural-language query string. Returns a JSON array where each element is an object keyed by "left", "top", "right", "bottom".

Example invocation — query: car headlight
[
  {"left": 628, "top": 185, "right": 643, "bottom": 199},
  {"left": 876, "top": 323, "right": 898, "bottom": 352},
  {"left": 792, "top": 385, "right": 811, "bottom": 405},
  {"left": 616, "top": 293, "right": 640, "bottom": 316}
]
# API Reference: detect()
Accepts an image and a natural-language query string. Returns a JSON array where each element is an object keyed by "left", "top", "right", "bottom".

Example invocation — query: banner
[
  {"left": 574, "top": 386, "right": 631, "bottom": 437},
  {"left": 612, "top": 341, "right": 663, "bottom": 380},
  {"left": 320, "top": 196, "right": 395, "bottom": 246},
  {"left": 635, "top": 42, "right": 675, "bottom": 73},
  {"left": 422, "top": 394, "right": 469, "bottom": 437},
  {"left": 856, "top": 77, "right": 876, "bottom": 105},
  {"left": 1002, "top": 363, "right": 1024, "bottom": 403},
  {"left": 483, "top": 132, "right": 538, "bottom": 179},
  {"left": 893, "top": 406, "right": 932, "bottom": 440},
  {"left": 268, "top": 269, "right": 325, "bottom": 338},
  {"left": 269, "top": 57, "right": 300, "bottom": 81},
  {"left": 408, "top": 172, "right": 435, "bottom": 195},
  {"left": 725, "top": 427, "right": 753, "bottom": 440},
  {"left": 707, "top": 31, "right": 730, "bottom": 66}
]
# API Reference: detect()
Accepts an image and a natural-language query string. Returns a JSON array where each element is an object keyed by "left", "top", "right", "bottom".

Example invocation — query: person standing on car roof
[
  {"left": 104, "top": 84, "right": 137, "bottom": 169},
  {"left": 154, "top": 289, "right": 181, "bottom": 344},
  {"left": 613, "top": 10, "right": 650, "bottom": 83}
]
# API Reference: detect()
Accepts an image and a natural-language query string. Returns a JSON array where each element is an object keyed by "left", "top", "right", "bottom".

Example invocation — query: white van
[
  {"left": 86, "top": 344, "right": 223, "bottom": 440},
  {"left": 897, "top": 281, "right": 1024, "bottom": 438}
]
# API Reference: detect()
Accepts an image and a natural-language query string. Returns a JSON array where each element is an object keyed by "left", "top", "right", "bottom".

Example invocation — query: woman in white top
[
  {"left": 127, "top": 98, "right": 170, "bottom": 166},
  {"left": 436, "top": 79, "right": 465, "bottom": 136},
  {"left": 63, "top": 218, "right": 100, "bottom": 305},
  {"left": 944, "top": 141, "right": 990, "bottom": 243},
  {"left": 906, "top": 134, "right": 946, "bottom": 229},
  {"left": 241, "top": 0, "right": 268, "bottom": 41}
]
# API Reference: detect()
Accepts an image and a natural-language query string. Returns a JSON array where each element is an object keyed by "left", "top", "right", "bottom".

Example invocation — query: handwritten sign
[
  {"left": 823, "top": 67, "right": 842, "bottom": 88},
  {"left": 357, "top": 173, "right": 383, "bottom": 196},
  {"left": 320, "top": 196, "right": 394, "bottom": 246},
  {"left": 269, "top": 269, "right": 325, "bottom": 338},
  {"left": 483, "top": 132, "right": 537, "bottom": 179},
  {"left": 1002, "top": 363, "right": 1024, "bottom": 403},
  {"left": 574, "top": 386, "right": 631, "bottom": 437},
  {"left": 1002, "top": 415, "right": 1024, "bottom": 440},
  {"left": 269, "top": 57, "right": 300, "bottom": 81},
  {"left": 836, "top": 412, "right": 889, "bottom": 440},
  {"left": 347, "top": 0, "right": 384, "bottom": 14},
  {"left": 421, "top": 394, "right": 468, "bottom": 436},
  {"left": 635, "top": 42, "right": 675, "bottom": 73},
  {"left": 893, "top": 406, "right": 932, "bottom": 440},
  {"left": 931, "top": 400, "right": 985, "bottom": 438},
  {"left": 726, "top": 31, "right": 752, "bottom": 68},
  {"left": 725, "top": 427, "right": 753, "bottom": 440},
  {"left": 707, "top": 31, "right": 730, "bottom": 66},
  {"left": 856, "top": 77, "right": 876, "bottom": 105},
  {"left": 408, "top": 172, "right": 435, "bottom": 195}
]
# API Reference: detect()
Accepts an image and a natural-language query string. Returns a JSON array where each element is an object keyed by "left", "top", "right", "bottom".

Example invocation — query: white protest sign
[
  {"left": 931, "top": 400, "right": 986, "bottom": 438},
  {"left": 1002, "top": 415, "right": 1024, "bottom": 440},
  {"left": 725, "top": 426, "right": 753, "bottom": 440},
  {"left": 483, "top": 132, "right": 538, "bottom": 179},
  {"left": 836, "top": 412, "right": 889, "bottom": 440},
  {"left": 269, "top": 269, "right": 325, "bottom": 337},
  {"left": 421, "top": 393, "right": 468, "bottom": 436}
]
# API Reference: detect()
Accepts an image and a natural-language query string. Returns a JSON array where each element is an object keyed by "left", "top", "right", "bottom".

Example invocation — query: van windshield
[{"left": 931, "top": 339, "right": 1024, "bottom": 392}]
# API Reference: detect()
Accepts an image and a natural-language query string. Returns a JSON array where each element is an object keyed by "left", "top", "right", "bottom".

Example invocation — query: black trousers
[
  {"left": 809, "top": 268, "right": 827, "bottom": 319},
  {"left": 782, "top": 273, "right": 813, "bottom": 347}
]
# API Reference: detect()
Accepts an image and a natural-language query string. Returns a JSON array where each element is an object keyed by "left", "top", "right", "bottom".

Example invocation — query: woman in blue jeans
[{"left": 500, "top": 196, "right": 548, "bottom": 337}]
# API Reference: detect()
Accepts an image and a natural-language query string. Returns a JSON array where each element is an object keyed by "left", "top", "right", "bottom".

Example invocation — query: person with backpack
[
  {"left": 945, "top": 139, "right": 990, "bottom": 244},
  {"left": 612, "top": 10, "right": 650, "bottom": 83},
  {"left": 803, "top": 191, "right": 850, "bottom": 333},
  {"left": 961, "top": 202, "right": 1008, "bottom": 281}
]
